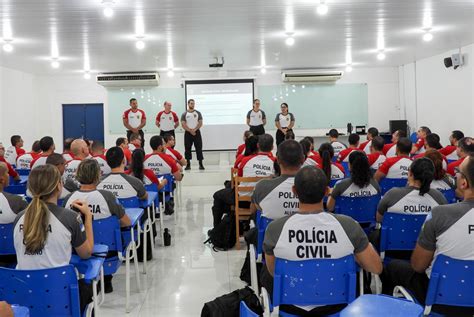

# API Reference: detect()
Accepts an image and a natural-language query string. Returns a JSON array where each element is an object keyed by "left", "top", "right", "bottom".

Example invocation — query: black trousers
[
  {"left": 381, "top": 259, "right": 474, "bottom": 316},
  {"left": 127, "top": 129, "right": 145, "bottom": 148},
  {"left": 276, "top": 128, "right": 292, "bottom": 147},
  {"left": 249, "top": 125, "right": 265, "bottom": 136},
  {"left": 159, "top": 130, "right": 175, "bottom": 139},
  {"left": 184, "top": 130, "right": 203, "bottom": 161}
]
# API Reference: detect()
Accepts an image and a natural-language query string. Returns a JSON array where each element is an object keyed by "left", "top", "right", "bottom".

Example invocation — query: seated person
[
  {"left": 62, "top": 138, "right": 74, "bottom": 162},
  {"left": 0, "top": 143, "right": 20, "bottom": 181},
  {"left": 262, "top": 166, "right": 382, "bottom": 315},
  {"left": 370, "top": 158, "right": 447, "bottom": 251},
  {"left": 318, "top": 143, "right": 345, "bottom": 184},
  {"left": 128, "top": 133, "right": 142, "bottom": 152},
  {"left": 303, "top": 136, "right": 320, "bottom": 160},
  {"left": 63, "top": 139, "right": 90, "bottom": 182},
  {"left": 284, "top": 130, "right": 295, "bottom": 140},
  {"left": 127, "top": 149, "right": 166, "bottom": 190},
  {"left": 163, "top": 134, "right": 187, "bottom": 167},
  {"left": 211, "top": 134, "right": 275, "bottom": 228},
  {"left": 439, "top": 130, "right": 464, "bottom": 161},
  {"left": 383, "top": 129, "right": 407, "bottom": 158},
  {"left": 327, "top": 151, "right": 381, "bottom": 212},
  {"left": 367, "top": 136, "right": 387, "bottom": 171},
  {"left": 98, "top": 146, "right": 148, "bottom": 200},
  {"left": 359, "top": 127, "right": 379, "bottom": 154},
  {"left": 46, "top": 153, "right": 79, "bottom": 197},
  {"left": 90, "top": 140, "right": 111, "bottom": 176},
  {"left": 424, "top": 150, "right": 455, "bottom": 191},
  {"left": 447, "top": 137, "right": 474, "bottom": 176},
  {"left": 300, "top": 139, "right": 319, "bottom": 167},
  {"left": 337, "top": 133, "right": 361, "bottom": 163},
  {"left": 144, "top": 136, "right": 183, "bottom": 181},
  {"left": 374, "top": 137, "right": 413, "bottom": 182},
  {"left": 381, "top": 155, "right": 474, "bottom": 316},
  {"left": 234, "top": 135, "right": 259, "bottom": 169},
  {"left": 328, "top": 128, "right": 347, "bottom": 158},
  {"left": 30, "top": 136, "right": 55, "bottom": 169},
  {"left": 4, "top": 135, "right": 25, "bottom": 166},
  {"left": 411, "top": 126, "right": 431, "bottom": 155},
  {"left": 16, "top": 140, "right": 40, "bottom": 170},
  {"left": 64, "top": 159, "right": 131, "bottom": 294},
  {"left": 13, "top": 164, "right": 94, "bottom": 314},
  {"left": 236, "top": 130, "right": 253, "bottom": 158},
  {"left": 116, "top": 137, "right": 132, "bottom": 165},
  {"left": 414, "top": 133, "right": 448, "bottom": 170}
]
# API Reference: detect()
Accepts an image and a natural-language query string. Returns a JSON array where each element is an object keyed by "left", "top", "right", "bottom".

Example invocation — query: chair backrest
[
  {"left": 239, "top": 301, "right": 259, "bottom": 317},
  {"left": 231, "top": 168, "right": 238, "bottom": 189},
  {"left": 440, "top": 189, "right": 457, "bottom": 204},
  {"left": 158, "top": 174, "right": 174, "bottom": 192},
  {"left": 256, "top": 212, "right": 272, "bottom": 257},
  {"left": 0, "top": 265, "right": 82, "bottom": 317},
  {"left": 329, "top": 179, "right": 339, "bottom": 188},
  {"left": 426, "top": 254, "right": 474, "bottom": 308},
  {"left": 410, "top": 132, "right": 418, "bottom": 143},
  {"left": 92, "top": 216, "right": 123, "bottom": 252},
  {"left": 17, "top": 169, "right": 31, "bottom": 176},
  {"left": 380, "top": 213, "right": 427, "bottom": 253},
  {"left": 118, "top": 196, "right": 140, "bottom": 208},
  {"left": 4, "top": 184, "right": 27, "bottom": 195},
  {"left": 0, "top": 223, "right": 15, "bottom": 255},
  {"left": 334, "top": 195, "right": 381, "bottom": 224},
  {"left": 234, "top": 176, "right": 265, "bottom": 203},
  {"left": 273, "top": 255, "right": 357, "bottom": 307},
  {"left": 379, "top": 178, "right": 408, "bottom": 195},
  {"left": 341, "top": 162, "right": 351, "bottom": 177},
  {"left": 144, "top": 183, "right": 158, "bottom": 192}
]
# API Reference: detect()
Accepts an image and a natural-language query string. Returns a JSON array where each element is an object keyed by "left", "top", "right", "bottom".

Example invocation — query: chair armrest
[
  {"left": 70, "top": 256, "right": 104, "bottom": 282},
  {"left": 261, "top": 287, "right": 271, "bottom": 317},
  {"left": 125, "top": 208, "right": 144, "bottom": 227}
]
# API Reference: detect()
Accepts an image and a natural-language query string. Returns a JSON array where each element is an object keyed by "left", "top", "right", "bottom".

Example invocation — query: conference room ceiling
[{"left": 0, "top": 0, "right": 472, "bottom": 76}]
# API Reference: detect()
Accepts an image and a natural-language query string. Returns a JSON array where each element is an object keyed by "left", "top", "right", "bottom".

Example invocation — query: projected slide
[{"left": 185, "top": 80, "right": 254, "bottom": 125}]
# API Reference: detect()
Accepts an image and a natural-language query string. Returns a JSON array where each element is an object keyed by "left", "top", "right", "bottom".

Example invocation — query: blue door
[{"left": 63, "top": 104, "right": 104, "bottom": 144}]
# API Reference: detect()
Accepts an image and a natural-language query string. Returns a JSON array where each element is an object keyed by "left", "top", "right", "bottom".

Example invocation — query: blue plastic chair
[
  {"left": 16, "top": 169, "right": 30, "bottom": 176},
  {"left": 11, "top": 305, "right": 30, "bottom": 317},
  {"left": 4, "top": 184, "right": 27, "bottom": 195},
  {"left": 334, "top": 195, "right": 381, "bottom": 230},
  {"left": 158, "top": 174, "right": 176, "bottom": 222},
  {"left": 0, "top": 223, "right": 15, "bottom": 256},
  {"left": 341, "top": 161, "right": 351, "bottom": 177},
  {"left": 379, "top": 213, "right": 428, "bottom": 260},
  {"left": 339, "top": 294, "right": 423, "bottom": 316},
  {"left": 379, "top": 178, "right": 408, "bottom": 195},
  {"left": 256, "top": 213, "right": 272, "bottom": 259},
  {"left": 0, "top": 265, "right": 91, "bottom": 317},
  {"left": 440, "top": 189, "right": 457, "bottom": 204},
  {"left": 264, "top": 255, "right": 357, "bottom": 316},
  {"left": 410, "top": 132, "right": 418, "bottom": 144},
  {"left": 423, "top": 255, "right": 474, "bottom": 315},
  {"left": 240, "top": 301, "right": 259, "bottom": 317}
]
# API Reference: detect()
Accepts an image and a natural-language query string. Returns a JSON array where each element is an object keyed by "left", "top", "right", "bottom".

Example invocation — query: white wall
[
  {"left": 399, "top": 44, "right": 474, "bottom": 140},
  {"left": 0, "top": 67, "right": 400, "bottom": 156}
]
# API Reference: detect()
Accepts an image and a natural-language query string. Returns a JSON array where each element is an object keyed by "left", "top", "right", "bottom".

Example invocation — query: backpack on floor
[
  {"left": 201, "top": 286, "right": 263, "bottom": 317},
  {"left": 204, "top": 213, "right": 236, "bottom": 251}
]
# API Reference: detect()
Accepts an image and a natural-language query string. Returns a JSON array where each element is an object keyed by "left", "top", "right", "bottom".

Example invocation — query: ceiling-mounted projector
[{"left": 209, "top": 57, "right": 224, "bottom": 68}]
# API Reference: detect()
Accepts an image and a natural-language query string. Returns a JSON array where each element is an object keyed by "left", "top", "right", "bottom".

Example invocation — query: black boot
[
  {"left": 199, "top": 160, "right": 205, "bottom": 170},
  {"left": 185, "top": 160, "right": 191, "bottom": 170}
]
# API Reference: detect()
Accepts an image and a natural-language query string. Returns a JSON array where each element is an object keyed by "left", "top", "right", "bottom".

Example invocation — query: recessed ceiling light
[
  {"left": 345, "top": 64, "right": 353, "bottom": 72},
  {"left": 51, "top": 60, "right": 60, "bottom": 68},
  {"left": 285, "top": 36, "right": 295, "bottom": 46},
  {"left": 423, "top": 32, "right": 433, "bottom": 42},
  {"left": 102, "top": 0, "right": 115, "bottom": 18},
  {"left": 377, "top": 51, "right": 386, "bottom": 61},
  {"left": 84, "top": 72, "right": 91, "bottom": 79},
  {"left": 316, "top": 2, "right": 329, "bottom": 15},
  {"left": 135, "top": 40, "right": 145, "bottom": 50},
  {"left": 3, "top": 43, "right": 13, "bottom": 52},
  {"left": 167, "top": 69, "right": 175, "bottom": 77},
  {"left": 260, "top": 67, "right": 267, "bottom": 74}
]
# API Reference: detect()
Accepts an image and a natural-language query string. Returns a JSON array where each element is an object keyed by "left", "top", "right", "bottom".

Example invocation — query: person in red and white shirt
[
  {"left": 144, "top": 135, "right": 183, "bottom": 181},
  {"left": 337, "top": 133, "right": 361, "bottom": 163},
  {"left": 163, "top": 134, "right": 187, "bottom": 167},
  {"left": 0, "top": 143, "right": 20, "bottom": 181},
  {"left": 300, "top": 139, "right": 319, "bottom": 167},
  {"left": 63, "top": 139, "right": 90, "bottom": 183},
  {"left": 318, "top": 143, "right": 345, "bottom": 184},
  {"left": 115, "top": 137, "right": 132, "bottom": 165},
  {"left": 62, "top": 138, "right": 74, "bottom": 162},
  {"left": 4, "top": 135, "right": 25, "bottom": 166},
  {"left": 126, "top": 148, "right": 167, "bottom": 190},
  {"left": 359, "top": 127, "right": 379, "bottom": 154},
  {"left": 447, "top": 137, "right": 474, "bottom": 177},
  {"left": 328, "top": 129, "right": 347, "bottom": 158},
  {"left": 414, "top": 133, "right": 448, "bottom": 170},
  {"left": 411, "top": 126, "right": 431, "bottom": 155},
  {"left": 383, "top": 129, "right": 407, "bottom": 158},
  {"left": 90, "top": 140, "right": 111, "bottom": 176},
  {"left": 155, "top": 101, "right": 179, "bottom": 138},
  {"left": 439, "top": 130, "right": 464, "bottom": 162},
  {"left": 30, "top": 136, "right": 55, "bottom": 169},
  {"left": 16, "top": 141, "right": 41, "bottom": 170},
  {"left": 127, "top": 133, "right": 142, "bottom": 152},
  {"left": 367, "top": 136, "right": 387, "bottom": 171},
  {"left": 375, "top": 137, "right": 413, "bottom": 181},
  {"left": 236, "top": 130, "right": 253, "bottom": 158},
  {"left": 122, "top": 98, "right": 146, "bottom": 148}
]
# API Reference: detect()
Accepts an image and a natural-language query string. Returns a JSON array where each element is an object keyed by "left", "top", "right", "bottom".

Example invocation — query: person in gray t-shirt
[
  {"left": 263, "top": 166, "right": 382, "bottom": 315},
  {"left": 381, "top": 155, "right": 474, "bottom": 316}
]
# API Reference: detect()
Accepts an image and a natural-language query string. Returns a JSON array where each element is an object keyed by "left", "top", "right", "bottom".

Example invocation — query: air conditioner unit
[
  {"left": 96, "top": 72, "right": 160, "bottom": 87},
  {"left": 281, "top": 70, "right": 343, "bottom": 83}
]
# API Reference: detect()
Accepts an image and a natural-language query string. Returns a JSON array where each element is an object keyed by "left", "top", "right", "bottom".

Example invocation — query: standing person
[
  {"left": 181, "top": 99, "right": 204, "bottom": 170},
  {"left": 246, "top": 99, "right": 266, "bottom": 136},
  {"left": 4, "top": 135, "right": 25, "bottom": 165},
  {"left": 122, "top": 98, "right": 146, "bottom": 148},
  {"left": 274, "top": 103, "right": 295, "bottom": 147},
  {"left": 156, "top": 101, "right": 179, "bottom": 138}
]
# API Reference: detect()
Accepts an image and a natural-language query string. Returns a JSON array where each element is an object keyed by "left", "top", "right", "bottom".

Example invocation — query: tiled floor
[{"left": 100, "top": 185, "right": 247, "bottom": 316}]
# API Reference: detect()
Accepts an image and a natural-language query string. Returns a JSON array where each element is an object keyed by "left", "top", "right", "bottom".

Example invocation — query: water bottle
[{"left": 164, "top": 228, "right": 171, "bottom": 246}]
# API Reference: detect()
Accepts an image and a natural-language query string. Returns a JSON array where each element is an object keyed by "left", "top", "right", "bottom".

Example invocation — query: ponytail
[
  {"left": 410, "top": 158, "right": 435, "bottom": 196},
  {"left": 23, "top": 165, "right": 61, "bottom": 254},
  {"left": 318, "top": 143, "right": 334, "bottom": 181}
]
